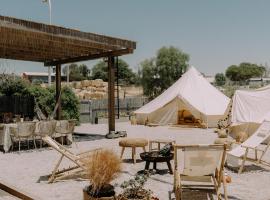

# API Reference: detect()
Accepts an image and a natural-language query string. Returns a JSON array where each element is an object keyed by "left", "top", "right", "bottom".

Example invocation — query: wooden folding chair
[
  {"left": 42, "top": 135, "right": 100, "bottom": 183},
  {"left": 173, "top": 144, "right": 227, "bottom": 200},
  {"left": 227, "top": 121, "right": 270, "bottom": 173}
]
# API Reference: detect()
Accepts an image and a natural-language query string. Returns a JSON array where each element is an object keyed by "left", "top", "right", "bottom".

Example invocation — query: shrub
[
  {"left": 84, "top": 149, "right": 122, "bottom": 193},
  {"left": 0, "top": 75, "right": 29, "bottom": 96},
  {"left": 0, "top": 75, "right": 80, "bottom": 121},
  {"left": 27, "top": 85, "right": 80, "bottom": 121}
]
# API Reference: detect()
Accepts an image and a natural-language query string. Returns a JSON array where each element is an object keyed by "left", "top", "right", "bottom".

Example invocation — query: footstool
[{"left": 119, "top": 138, "right": 148, "bottom": 164}]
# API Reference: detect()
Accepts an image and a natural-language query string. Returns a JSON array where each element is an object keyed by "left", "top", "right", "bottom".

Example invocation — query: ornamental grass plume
[{"left": 84, "top": 149, "right": 122, "bottom": 193}]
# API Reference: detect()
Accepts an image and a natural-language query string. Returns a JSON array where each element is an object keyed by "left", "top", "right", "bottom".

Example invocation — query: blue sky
[{"left": 1, "top": 0, "right": 270, "bottom": 75}]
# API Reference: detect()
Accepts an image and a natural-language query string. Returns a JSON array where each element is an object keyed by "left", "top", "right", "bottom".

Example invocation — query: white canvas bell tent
[
  {"left": 230, "top": 86, "right": 270, "bottom": 136},
  {"left": 134, "top": 66, "right": 230, "bottom": 127}
]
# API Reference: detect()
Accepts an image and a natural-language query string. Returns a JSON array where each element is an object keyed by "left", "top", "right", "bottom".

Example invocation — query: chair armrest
[
  {"left": 77, "top": 148, "right": 102, "bottom": 156},
  {"left": 240, "top": 145, "right": 264, "bottom": 151}
]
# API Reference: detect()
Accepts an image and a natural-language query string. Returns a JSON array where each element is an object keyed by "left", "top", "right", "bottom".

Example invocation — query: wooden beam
[
  {"left": 44, "top": 48, "right": 133, "bottom": 66},
  {"left": 55, "top": 64, "right": 62, "bottom": 120},
  {"left": 108, "top": 56, "right": 115, "bottom": 132},
  {"left": 0, "top": 181, "right": 38, "bottom": 200}
]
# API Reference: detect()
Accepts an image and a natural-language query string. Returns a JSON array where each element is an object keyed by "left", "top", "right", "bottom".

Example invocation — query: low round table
[{"left": 140, "top": 151, "right": 173, "bottom": 174}]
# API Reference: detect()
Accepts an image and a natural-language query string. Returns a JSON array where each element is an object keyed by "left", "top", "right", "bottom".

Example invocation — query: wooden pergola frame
[{"left": 0, "top": 15, "right": 136, "bottom": 132}]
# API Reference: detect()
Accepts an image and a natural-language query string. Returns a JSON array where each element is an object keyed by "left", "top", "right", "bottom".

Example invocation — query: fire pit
[{"left": 140, "top": 151, "right": 173, "bottom": 174}]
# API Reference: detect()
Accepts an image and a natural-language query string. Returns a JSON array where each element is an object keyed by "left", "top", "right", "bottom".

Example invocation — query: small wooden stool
[{"left": 119, "top": 138, "right": 148, "bottom": 164}]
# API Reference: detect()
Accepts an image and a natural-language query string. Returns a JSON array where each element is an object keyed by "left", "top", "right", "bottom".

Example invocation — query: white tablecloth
[
  {"left": 0, "top": 124, "right": 16, "bottom": 152},
  {"left": 0, "top": 122, "right": 73, "bottom": 153}
]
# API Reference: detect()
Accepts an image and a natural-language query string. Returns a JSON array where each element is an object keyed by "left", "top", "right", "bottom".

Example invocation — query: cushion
[
  {"left": 218, "top": 129, "right": 228, "bottom": 138},
  {"left": 119, "top": 138, "right": 148, "bottom": 147}
]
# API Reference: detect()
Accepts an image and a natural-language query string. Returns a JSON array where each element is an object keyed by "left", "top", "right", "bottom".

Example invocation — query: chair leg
[
  {"left": 18, "top": 137, "right": 21, "bottom": 152},
  {"left": 174, "top": 176, "right": 182, "bottom": 200},
  {"left": 239, "top": 148, "right": 249, "bottom": 174},
  {"left": 223, "top": 174, "right": 228, "bottom": 200},
  {"left": 255, "top": 149, "right": 258, "bottom": 161},
  {"left": 73, "top": 139, "right": 78, "bottom": 148},
  {"left": 142, "top": 146, "right": 146, "bottom": 152},
  {"left": 120, "top": 147, "right": 125, "bottom": 159},
  {"left": 49, "top": 154, "right": 64, "bottom": 183},
  {"left": 27, "top": 138, "right": 30, "bottom": 150},
  {"left": 133, "top": 147, "right": 136, "bottom": 164},
  {"left": 149, "top": 142, "right": 152, "bottom": 152},
  {"left": 33, "top": 136, "right": 37, "bottom": 149},
  {"left": 61, "top": 135, "right": 64, "bottom": 145}
]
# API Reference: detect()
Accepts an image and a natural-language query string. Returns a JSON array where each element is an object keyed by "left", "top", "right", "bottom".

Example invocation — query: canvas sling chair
[
  {"left": 34, "top": 90, "right": 61, "bottom": 121},
  {"left": 173, "top": 144, "right": 227, "bottom": 200},
  {"left": 42, "top": 135, "right": 100, "bottom": 183},
  {"left": 227, "top": 120, "right": 270, "bottom": 174}
]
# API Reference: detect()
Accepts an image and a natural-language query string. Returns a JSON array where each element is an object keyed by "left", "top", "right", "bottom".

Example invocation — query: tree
[
  {"left": 91, "top": 59, "right": 136, "bottom": 84},
  {"left": 91, "top": 61, "right": 107, "bottom": 81},
  {"left": 140, "top": 46, "right": 189, "bottom": 99},
  {"left": 225, "top": 63, "right": 265, "bottom": 83},
  {"left": 63, "top": 63, "right": 90, "bottom": 81},
  {"left": 215, "top": 73, "right": 226, "bottom": 86},
  {"left": 140, "top": 59, "right": 160, "bottom": 98}
]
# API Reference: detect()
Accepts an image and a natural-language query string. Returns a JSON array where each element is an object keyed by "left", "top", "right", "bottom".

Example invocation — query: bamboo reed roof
[{"left": 0, "top": 16, "right": 136, "bottom": 66}]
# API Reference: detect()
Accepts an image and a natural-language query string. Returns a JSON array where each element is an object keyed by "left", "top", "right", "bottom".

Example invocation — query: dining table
[{"left": 0, "top": 121, "right": 73, "bottom": 153}]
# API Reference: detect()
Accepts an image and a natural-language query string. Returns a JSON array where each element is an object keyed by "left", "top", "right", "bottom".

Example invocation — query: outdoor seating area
[
  {"left": 0, "top": 119, "right": 76, "bottom": 152},
  {"left": 1, "top": 122, "right": 270, "bottom": 200}
]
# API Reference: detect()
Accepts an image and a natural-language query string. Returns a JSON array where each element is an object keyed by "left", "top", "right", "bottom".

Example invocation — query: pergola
[{"left": 0, "top": 15, "right": 136, "bottom": 132}]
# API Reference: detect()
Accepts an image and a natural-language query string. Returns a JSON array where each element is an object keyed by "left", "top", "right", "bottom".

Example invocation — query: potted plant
[
  {"left": 118, "top": 174, "right": 158, "bottom": 200},
  {"left": 83, "top": 149, "right": 122, "bottom": 200}
]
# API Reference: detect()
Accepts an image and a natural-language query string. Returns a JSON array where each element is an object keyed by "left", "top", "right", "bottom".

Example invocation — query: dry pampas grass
[{"left": 84, "top": 149, "right": 122, "bottom": 193}]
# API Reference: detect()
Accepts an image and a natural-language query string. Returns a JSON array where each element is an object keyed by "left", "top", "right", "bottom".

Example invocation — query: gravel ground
[{"left": 0, "top": 122, "right": 270, "bottom": 200}]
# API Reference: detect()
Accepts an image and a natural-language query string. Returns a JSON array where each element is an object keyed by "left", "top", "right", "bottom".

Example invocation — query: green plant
[
  {"left": 120, "top": 174, "right": 152, "bottom": 199},
  {"left": 60, "top": 86, "right": 80, "bottom": 121},
  {"left": 0, "top": 74, "right": 30, "bottom": 96},
  {"left": 0, "top": 74, "right": 80, "bottom": 121}
]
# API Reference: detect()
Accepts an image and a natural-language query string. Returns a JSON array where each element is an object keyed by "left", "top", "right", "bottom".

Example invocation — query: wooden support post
[
  {"left": 108, "top": 56, "right": 115, "bottom": 132},
  {"left": 56, "top": 64, "right": 62, "bottom": 120}
]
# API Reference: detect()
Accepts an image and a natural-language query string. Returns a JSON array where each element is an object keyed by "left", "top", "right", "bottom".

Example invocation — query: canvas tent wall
[
  {"left": 230, "top": 85, "right": 270, "bottom": 137},
  {"left": 135, "top": 66, "right": 230, "bottom": 127}
]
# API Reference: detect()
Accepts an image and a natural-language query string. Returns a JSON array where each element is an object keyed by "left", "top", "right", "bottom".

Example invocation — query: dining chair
[
  {"left": 55, "top": 120, "right": 76, "bottom": 145},
  {"left": 10, "top": 122, "right": 36, "bottom": 152},
  {"left": 35, "top": 120, "right": 57, "bottom": 148}
]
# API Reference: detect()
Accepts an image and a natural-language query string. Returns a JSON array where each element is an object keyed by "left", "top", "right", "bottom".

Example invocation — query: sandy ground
[{"left": 0, "top": 122, "right": 270, "bottom": 200}]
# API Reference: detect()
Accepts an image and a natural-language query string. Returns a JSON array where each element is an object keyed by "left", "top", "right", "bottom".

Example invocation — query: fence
[
  {"left": 0, "top": 95, "right": 35, "bottom": 120},
  {"left": 79, "top": 97, "right": 148, "bottom": 123}
]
